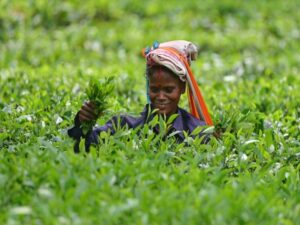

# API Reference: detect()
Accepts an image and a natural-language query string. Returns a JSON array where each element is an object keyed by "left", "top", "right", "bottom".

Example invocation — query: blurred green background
[{"left": 0, "top": 0, "right": 299, "bottom": 224}]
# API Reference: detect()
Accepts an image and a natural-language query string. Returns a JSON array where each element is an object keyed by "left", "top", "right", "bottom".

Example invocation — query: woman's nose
[{"left": 157, "top": 91, "right": 166, "bottom": 100}]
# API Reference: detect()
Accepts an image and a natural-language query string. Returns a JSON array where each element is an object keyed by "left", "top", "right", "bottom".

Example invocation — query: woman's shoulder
[
  {"left": 178, "top": 107, "right": 206, "bottom": 128},
  {"left": 178, "top": 107, "right": 210, "bottom": 143}
]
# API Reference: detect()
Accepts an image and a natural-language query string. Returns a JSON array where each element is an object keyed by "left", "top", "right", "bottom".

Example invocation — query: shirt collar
[{"left": 141, "top": 105, "right": 185, "bottom": 139}]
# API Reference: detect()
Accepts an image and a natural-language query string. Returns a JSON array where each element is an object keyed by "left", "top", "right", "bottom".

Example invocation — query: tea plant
[
  {"left": 0, "top": 0, "right": 299, "bottom": 224},
  {"left": 81, "top": 77, "right": 114, "bottom": 135}
]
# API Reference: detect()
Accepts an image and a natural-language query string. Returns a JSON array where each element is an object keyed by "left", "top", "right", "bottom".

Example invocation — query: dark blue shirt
[{"left": 68, "top": 104, "right": 208, "bottom": 152}]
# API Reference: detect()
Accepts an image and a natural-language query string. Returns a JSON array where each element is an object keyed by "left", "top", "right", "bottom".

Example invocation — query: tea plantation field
[{"left": 0, "top": 0, "right": 299, "bottom": 224}]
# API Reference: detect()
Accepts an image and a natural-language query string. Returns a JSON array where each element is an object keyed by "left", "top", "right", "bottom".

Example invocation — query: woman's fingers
[
  {"left": 79, "top": 108, "right": 94, "bottom": 118},
  {"left": 78, "top": 101, "right": 98, "bottom": 122},
  {"left": 79, "top": 112, "right": 94, "bottom": 122},
  {"left": 82, "top": 103, "right": 97, "bottom": 117},
  {"left": 86, "top": 101, "right": 96, "bottom": 109}
]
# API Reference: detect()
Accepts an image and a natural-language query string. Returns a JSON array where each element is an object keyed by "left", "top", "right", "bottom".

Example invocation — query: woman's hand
[{"left": 78, "top": 101, "right": 98, "bottom": 123}]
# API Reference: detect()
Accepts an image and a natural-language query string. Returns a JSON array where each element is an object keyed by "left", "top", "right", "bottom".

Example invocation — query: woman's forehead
[
  {"left": 149, "top": 72, "right": 185, "bottom": 89},
  {"left": 149, "top": 70, "right": 177, "bottom": 82}
]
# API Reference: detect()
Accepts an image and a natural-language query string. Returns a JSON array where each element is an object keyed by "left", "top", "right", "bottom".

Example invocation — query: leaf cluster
[
  {"left": 1, "top": 0, "right": 300, "bottom": 224},
  {"left": 81, "top": 77, "right": 114, "bottom": 134}
]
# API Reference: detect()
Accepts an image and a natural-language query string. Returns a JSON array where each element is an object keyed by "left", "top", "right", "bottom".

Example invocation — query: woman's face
[{"left": 148, "top": 67, "right": 185, "bottom": 117}]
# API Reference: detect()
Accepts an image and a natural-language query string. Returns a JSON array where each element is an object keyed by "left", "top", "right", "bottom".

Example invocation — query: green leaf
[{"left": 81, "top": 77, "right": 114, "bottom": 135}]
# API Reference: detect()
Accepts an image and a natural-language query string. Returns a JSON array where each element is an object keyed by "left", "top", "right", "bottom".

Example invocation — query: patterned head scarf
[{"left": 143, "top": 40, "right": 213, "bottom": 125}]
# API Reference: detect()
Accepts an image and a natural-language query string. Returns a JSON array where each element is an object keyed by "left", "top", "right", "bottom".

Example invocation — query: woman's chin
[
  {"left": 155, "top": 106, "right": 167, "bottom": 114},
  {"left": 158, "top": 110, "right": 167, "bottom": 116},
  {"left": 152, "top": 104, "right": 174, "bottom": 116}
]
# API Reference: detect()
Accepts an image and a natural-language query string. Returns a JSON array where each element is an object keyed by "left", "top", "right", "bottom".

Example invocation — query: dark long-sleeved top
[{"left": 68, "top": 104, "right": 208, "bottom": 152}]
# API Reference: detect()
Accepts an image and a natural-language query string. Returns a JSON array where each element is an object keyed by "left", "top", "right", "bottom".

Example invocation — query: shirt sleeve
[
  {"left": 67, "top": 112, "right": 118, "bottom": 152},
  {"left": 67, "top": 107, "right": 147, "bottom": 153},
  {"left": 67, "top": 112, "right": 83, "bottom": 141}
]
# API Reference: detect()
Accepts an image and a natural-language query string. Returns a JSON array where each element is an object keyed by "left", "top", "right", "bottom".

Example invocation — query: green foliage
[
  {"left": 0, "top": 0, "right": 300, "bottom": 224},
  {"left": 81, "top": 77, "right": 114, "bottom": 134}
]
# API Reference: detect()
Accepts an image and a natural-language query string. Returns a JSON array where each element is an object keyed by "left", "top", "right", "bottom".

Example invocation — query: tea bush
[{"left": 0, "top": 0, "right": 299, "bottom": 224}]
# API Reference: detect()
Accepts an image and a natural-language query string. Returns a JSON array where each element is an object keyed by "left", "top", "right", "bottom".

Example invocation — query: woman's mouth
[{"left": 154, "top": 102, "right": 169, "bottom": 109}]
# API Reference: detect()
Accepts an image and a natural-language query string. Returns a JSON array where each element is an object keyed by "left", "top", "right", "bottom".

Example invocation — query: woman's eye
[
  {"left": 150, "top": 87, "right": 159, "bottom": 93},
  {"left": 165, "top": 87, "right": 174, "bottom": 93}
]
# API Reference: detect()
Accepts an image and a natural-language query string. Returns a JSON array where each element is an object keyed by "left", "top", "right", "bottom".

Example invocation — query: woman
[{"left": 68, "top": 40, "right": 213, "bottom": 152}]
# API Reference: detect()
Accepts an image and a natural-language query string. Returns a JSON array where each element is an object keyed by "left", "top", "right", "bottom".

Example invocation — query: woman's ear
[{"left": 180, "top": 82, "right": 186, "bottom": 94}]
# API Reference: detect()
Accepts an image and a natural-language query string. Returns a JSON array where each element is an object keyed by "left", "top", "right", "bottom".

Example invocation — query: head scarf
[{"left": 143, "top": 40, "right": 213, "bottom": 126}]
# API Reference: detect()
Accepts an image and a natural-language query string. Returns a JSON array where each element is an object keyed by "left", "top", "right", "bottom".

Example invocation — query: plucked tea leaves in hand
[{"left": 81, "top": 77, "right": 114, "bottom": 135}]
